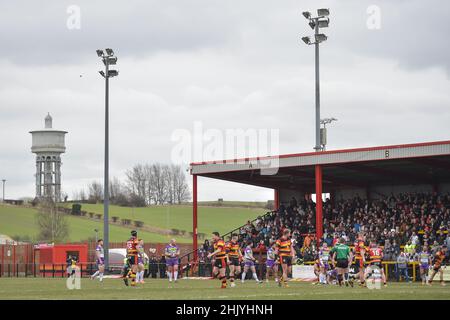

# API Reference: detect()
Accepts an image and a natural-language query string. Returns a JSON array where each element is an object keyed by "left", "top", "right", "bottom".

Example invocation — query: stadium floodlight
[
  {"left": 96, "top": 48, "right": 118, "bottom": 272},
  {"left": 300, "top": 9, "right": 331, "bottom": 152},
  {"left": 320, "top": 117, "right": 337, "bottom": 150},
  {"left": 108, "top": 70, "right": 119, "bottom": 77},
  {"left": 302, "top": 11, "right": 311, "bottom": 19},
  {"left": 317, "top": 8, "right": 330, "bottom": 17},
  {"left": 302, "top": 36, "right": 312, "bottom": 45},
  {"left": 315, "top": 33, "right": 328, "bottom": 43},
  {"left": 318, "top": 18, "right": 329, "bottom": 28},
  {"left": 103, "top": 56, "right": 117, "bottom": 66}
]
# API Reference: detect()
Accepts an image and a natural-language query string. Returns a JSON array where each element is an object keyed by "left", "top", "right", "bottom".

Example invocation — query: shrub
[
  {"left": 88, "top": 212, "right": 95, "bottom": 218},
  {"left": 95, "top": 214, "right": 102, "bottom": 220},
  {"left": 171, "top": 229, "right": 180, "bottom": 235},
  {"left": 134, "top": 221, "right": 144, "bottom": 228},
  {"left": 122, "top": 219, "right": 132, "bottom": 226},
  {"left": 112, "top": 216, "right": 120, "bottom": 223},
  {"left": 72, "top": 204, "right": 82, "bottom": 215}
]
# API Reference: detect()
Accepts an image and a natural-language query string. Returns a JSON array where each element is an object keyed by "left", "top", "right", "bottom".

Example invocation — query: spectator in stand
[
  {"left": 396, "top": 251, "right": 411, "bottom": 283},
  {"left": 231, "top": 192, "right": 449, "bottom": 263},
  {"left": 148, "top": 254, "right": 158, "bottom": 278},
  {"left": 159, "top": 254, "right": 166, "bottom": 278}
]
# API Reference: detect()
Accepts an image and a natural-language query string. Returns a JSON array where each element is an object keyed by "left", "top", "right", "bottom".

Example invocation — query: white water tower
[{"left": 30, "top": 113, "right": 68, "bottom": 202}]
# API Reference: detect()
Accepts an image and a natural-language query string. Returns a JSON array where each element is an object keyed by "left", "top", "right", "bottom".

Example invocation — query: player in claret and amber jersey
[
  {"left": 208, "top": 232, "right": 228, "bottom": 288},
  {"left": 225, "top": 234, "right": 242, "bottom": 287},
  {"left": 364, "top": 240, "right": 387, "bottom": 287},
  {"left": 353, "top": 233, "right": 367, "bottom": 286},
  {"left": 125, "top": 230, "right": 139, "bottom": 286},
  {"left": 429, "top": 245, "right": 447, "bottom": 286},
  {"left": 275, "top": 229, "right": 295, "bottom": 288}
]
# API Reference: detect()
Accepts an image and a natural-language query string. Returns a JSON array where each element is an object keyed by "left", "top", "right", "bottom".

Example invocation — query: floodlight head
[
  {"left": 309, "top": 20, "right": 316, "bottom": 29},
  {"left": 318, "top": 18, "right": 329, "bottom": 28},
  {"left": 96, "top": 49, "right": 104, "bottom": 57},
  {"left": 317, "top": 8, "right": 330, "bottom": 17},
  {"left": 103, "top": 56, "right": 117, "bottom": 66},
  {"left": 99, "top": 70, "right": 105, "bottom": 77},
  {"left": 315, "top": 33, "right": 328, "bottom": 43},
  {"left": 105, "top": 48, "right": 114, "bottom": 56},
  {"left": 302, "top": 11, "right": 311, "bottom": 19},
  {"left": 301, "top": 36, "right": 311, "bottom": 45},
  {"left": 108, "top": 70, "right": 119, "bottom": 77}
]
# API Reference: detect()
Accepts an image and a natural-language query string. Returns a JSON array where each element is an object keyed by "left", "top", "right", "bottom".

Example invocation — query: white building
[{"left": 30, "top": 113, "right": 68, "bottom": 202}]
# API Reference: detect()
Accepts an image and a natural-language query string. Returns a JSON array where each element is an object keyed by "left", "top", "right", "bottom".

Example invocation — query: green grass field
[
  {"left": 70, "top": 203, "right": 264, "bottom": 235},
  {"left": 0, "top": 204, "right": 264, "bottom": 243},
  {"left": 0, "top": 278, "right": 448, "bottom": 300}
]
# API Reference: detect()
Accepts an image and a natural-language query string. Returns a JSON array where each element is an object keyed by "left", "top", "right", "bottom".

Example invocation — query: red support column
[
  {"left": 193, "top": 174, "right": 198, "bottom": 262},
  {"left": 315, "top": 165, "right": 323, "bottom": 245},
  {"left": 274, "top": 189, "right": 279, "bottom": 211}
]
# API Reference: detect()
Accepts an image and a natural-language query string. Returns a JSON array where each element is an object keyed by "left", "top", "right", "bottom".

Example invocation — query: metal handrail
[{"left": 179, "top": 210, "right": 276, "bottom": 263}]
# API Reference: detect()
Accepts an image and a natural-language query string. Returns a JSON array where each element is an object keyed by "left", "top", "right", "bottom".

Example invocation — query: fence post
[
  {"left": 25, "top": 263, "right": 28, "bottom": 277},
  {"left": 52, "top": 264, "right": 55, "bottom": 278}
]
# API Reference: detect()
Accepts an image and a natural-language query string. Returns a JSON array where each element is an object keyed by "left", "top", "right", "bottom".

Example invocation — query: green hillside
[{"left": 0, "top": 203, "right": 265, "bottom": 244}]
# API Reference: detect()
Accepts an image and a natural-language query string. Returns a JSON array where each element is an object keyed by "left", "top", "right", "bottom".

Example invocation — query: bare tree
[
  {"left": 88, "top": 181, "right": 103, "bottom": 203},
  {"left": 173, "top": 165, "right": 191, "bottom": 204},
  {"left": 36, "top": 200, "right": 69, "bottom": 243},
  {"left": 125, "top": 164, "right": 147, "bottom": 203}
]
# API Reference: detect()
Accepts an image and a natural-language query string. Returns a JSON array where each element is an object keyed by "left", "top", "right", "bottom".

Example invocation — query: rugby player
[
  {"left": 318, "top": 242, "right": 331, "bottom": 284},
  {"left": 241, "top": 241, "right": 262, "bottom": 284},
  {"left": 313, "top": 257, "right": 321, "bottom": 284},
  {"left": 353, "top": 233, "right": 367, "bottom": 286},
  {"left": 265, "top": 242, "right": 279, "bottom": 283},
  {"left": 125, "top": 230, "right": 139, "bottom": 286},
  {"left": 364, "top": 240, "right": 387, "bottom": 287},
  {"left": 136, "top": 239, "right": 146, "bottom": 284},
  {"left": 417, "top": 245, "right": 432, "bottom": 285},
  {"left": 90, "top": 239, "right": 104, "bottom": 282},
  {"left": 275, "top": 229, "right": 295, "bottom": 287},
  {"left": 429, "top": 245, "right": 447, "bottom": 286},
  {"left": 165, "top": 238, "right": 180, "bottom": 283},
  {"left": 225, "top": 234, "right": 242, "bottom": 287},
  {"left": 207, "top": 232, "right": 228, "bottom": 289},
  {"left": 122, "top": 257, "right": 132, "bottom": 286},
  {"left": 330, "top": 237, "right": 353, "bottom": 287}
]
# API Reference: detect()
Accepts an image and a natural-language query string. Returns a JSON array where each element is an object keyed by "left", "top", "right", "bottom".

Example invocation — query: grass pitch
[{"left": 0, "top": 278, "right": 449, "bottom": 300}]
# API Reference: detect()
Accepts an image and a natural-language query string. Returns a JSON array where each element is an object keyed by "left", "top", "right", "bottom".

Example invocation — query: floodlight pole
[
  {"left": 103, "top": 56, "right": 110, "bottom": 271},
  {"left": 314, "top": 21, "right": 321, "bottom": 152},
  {"left": 97, "top": 49, "right": 117, "bottom": 271}
]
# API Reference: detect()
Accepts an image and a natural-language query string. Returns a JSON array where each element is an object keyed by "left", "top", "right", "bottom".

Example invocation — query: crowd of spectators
[{"left": 201, "top": 192, "right": 450, "bottom": 263}]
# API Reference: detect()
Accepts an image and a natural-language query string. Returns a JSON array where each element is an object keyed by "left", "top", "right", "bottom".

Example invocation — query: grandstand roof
[{"left": 190, "top": 140, "right": 450, "bottom": 192}]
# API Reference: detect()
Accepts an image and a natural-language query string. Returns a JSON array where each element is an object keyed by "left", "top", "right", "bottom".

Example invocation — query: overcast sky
[{"left": 0, "top": 0, "right": 449, "bottom": 201}]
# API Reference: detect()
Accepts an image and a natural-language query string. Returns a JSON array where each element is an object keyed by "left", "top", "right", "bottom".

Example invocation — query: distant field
[
  {"left": 198, "top": 201, "right": 268, "bottom": 209},
  {"left": 0, "top": 278, "right": 449, "bottom": 300},
  {"left": 0, "top": 203, "right": 265, "bottom": 243},
  {"left": 0, "top": 204, "right": 188, "bottom": 243},
  {"left": 65, "top": 203, "right": 265, "bottom": 236}
]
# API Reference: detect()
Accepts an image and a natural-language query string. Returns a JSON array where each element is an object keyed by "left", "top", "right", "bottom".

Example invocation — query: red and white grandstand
[{"left": 190, "top": 140, "right": 450, "bottom": 258}]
